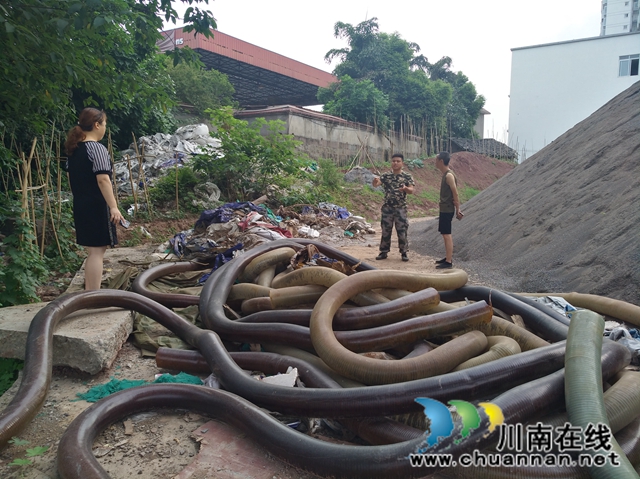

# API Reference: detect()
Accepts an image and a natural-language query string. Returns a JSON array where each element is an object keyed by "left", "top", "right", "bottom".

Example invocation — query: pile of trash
[
  {"left": 154, "top": 200, "right": 376, "bottom": 268},
  {"left": 533, "top": 296, "right": 640, "bottom": 365},
  {"left": 114, "top": 124, "right": 220, "bottom": 196}
]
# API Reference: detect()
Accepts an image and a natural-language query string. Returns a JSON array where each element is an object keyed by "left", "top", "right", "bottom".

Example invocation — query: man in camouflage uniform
[{"left": 372, "top": 153, "right": 415, "bottom": 261}]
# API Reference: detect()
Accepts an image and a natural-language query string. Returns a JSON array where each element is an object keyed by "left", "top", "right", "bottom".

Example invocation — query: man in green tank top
[{"left": 434, "top": 151, "right": 464, "bottom": 269}]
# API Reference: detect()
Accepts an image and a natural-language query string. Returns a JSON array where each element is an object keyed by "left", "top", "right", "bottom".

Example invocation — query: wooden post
[
  {"left": 56, "top": 135, "right": 62, "bottom": 222},
  {"left": 175, "top": 160, "right": 179, "bottom": 216},
  {"left": 36, "top": 147, "right": 48, "bottom": 256},
  {"left": 125, "top": 154, "right": 138, "bottom": 217},
  {"left": 107, "top": 129, "right": 118, "bottom": 202},
  {"left": 140, "top": 143, "right": 153, "bottom": 218},
  {"left": 131, "top": 132, "right": 152, "bottom": 217}
]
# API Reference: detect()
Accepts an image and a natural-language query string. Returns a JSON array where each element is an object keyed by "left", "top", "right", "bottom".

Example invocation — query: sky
[{"left": 167, "top": 0, "right": 602, "bottom": 143}]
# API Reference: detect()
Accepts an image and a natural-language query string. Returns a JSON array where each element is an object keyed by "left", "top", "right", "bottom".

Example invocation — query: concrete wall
[
  {"left": 508, "top": 32, "right": 640, "bottom": 159},
  {"left": 236, "top": 107, "right": 422, "bottom": 166}
]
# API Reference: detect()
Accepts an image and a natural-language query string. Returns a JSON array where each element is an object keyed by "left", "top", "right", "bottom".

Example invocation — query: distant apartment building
[
  {"left": 601, "top": 0, "right": 639, "bottom": 35},
  {"left": 508, "top": 31, "right": 639, "bottom": 159}
]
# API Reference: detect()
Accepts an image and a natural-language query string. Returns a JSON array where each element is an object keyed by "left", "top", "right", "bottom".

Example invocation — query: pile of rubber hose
[{"left": 1, "top": 238, "right": 639, "bottom": 479}]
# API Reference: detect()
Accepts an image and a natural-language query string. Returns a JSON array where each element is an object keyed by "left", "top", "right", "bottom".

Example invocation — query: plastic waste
[
  {"left": 606, "top": 327, "right": 640, "bottom": 365},
  {"left": 298, "top": 225, "right": 320, "bottom": 238}
]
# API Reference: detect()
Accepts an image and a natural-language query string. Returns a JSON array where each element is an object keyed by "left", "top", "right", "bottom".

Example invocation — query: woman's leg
[{"left": 85, "top": 246, "right": 108, "bottom": 290}]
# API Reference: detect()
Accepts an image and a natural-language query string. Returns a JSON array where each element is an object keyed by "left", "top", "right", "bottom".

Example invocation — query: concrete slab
[
  {"left": 66, "top": 243, "right": 159, "bottom": 293},
  {"left": 0, "top": 244, "right": 170, "bottom": 374},
  {"left": 0, "top": 303, "right": 133, "bottom": 374}
]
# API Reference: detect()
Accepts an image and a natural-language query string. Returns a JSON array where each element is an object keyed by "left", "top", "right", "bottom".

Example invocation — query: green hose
[{"left": 564, "top": 310, "right": 639, "bottom": 479}]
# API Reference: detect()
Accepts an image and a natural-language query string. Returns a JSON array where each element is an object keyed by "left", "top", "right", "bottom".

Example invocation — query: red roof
[{"left": 162, "top": 28, "right": 337, "bottom": 88}]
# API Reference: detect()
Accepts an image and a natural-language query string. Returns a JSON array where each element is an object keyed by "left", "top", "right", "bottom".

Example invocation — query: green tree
[
  {"left": 192, "top": 107, "right": 306, "bottom": 201},
  {"left": 426, "top": 56, "right": 486, "bottom": 138},
  {"left": 167, "top": 61, "right": 236, "bottom": 116},
  {"left": 0, "top": 0, "right": 216, "bottom": 140},
  {"left": 323, "top": 18, "right": 483, "bottom": 138},
  {"left": 317, "top": 75, "right": 389, "bottom": 128}
]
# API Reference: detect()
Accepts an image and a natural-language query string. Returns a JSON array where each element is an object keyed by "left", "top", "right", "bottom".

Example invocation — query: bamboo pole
[
  {"left": 19, "top": 153, "right": 28, "bottom": 223},
  {"left": 175, "top": 159, "right": 179, "bottom": 216},
  {"left": 56, "top": 138, "right": 62, "bottom": 223},
  {"left": 35, "top": 147, "right": 47, "bottom": 256},
  {"left": 22, "top": 139, "right": 38, "bottom": 244},
  {"left": 125, "top": 154, "right": 138, "bottom": 217},
  {"left": 107, "top": 129, "right": 118, "bottom": 202},
  {"left": 139, "top": 143, "right": 153, "bottom": 217},
  {"left": 45, "top": 187, "right": 65, "bottom": 264},
  {"left": 131, "top": 133, "right": 153, "bottom": 218}
]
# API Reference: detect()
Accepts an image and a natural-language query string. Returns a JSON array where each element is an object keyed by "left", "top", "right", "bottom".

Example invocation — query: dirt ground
[{"left": 1, "top": 221, "right": 454, "bottom": 479}]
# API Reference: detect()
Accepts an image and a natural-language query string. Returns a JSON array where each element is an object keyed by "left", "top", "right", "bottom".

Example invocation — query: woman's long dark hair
[{"left": 64, "top": 108, "right": 106, "bottom": 155}]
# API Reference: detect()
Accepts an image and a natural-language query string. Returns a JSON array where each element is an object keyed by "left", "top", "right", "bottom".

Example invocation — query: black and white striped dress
[{"left": 67, "top": 141, "right": 118, "bottom": 247}]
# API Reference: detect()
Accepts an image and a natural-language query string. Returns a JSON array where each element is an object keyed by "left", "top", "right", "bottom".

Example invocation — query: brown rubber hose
[
  {"left": 308, "top": 269, "right": 492, "bottom": 384},
  {"left": 237, "top": 247, "right": 296, "bottom": 283},
  {"left": 254, "top": 264, "right": 276, "bottom": 287},
  {"left": 131, "top": 261, "right": 207, "bottom": 307},
  {"left": 452, "top": 336, "right": 521, "bottom": 371},
  {"left": 236, "top": 286, "right": 440, "bottom": 331},
  {"left": 520, "top": 292, "right": 640, "bottom": 327},
  {"left": 430, "top": 302, "right": 550, "bottom": 351},
  {"left": 0, "top": 286, "right": 577, "bottom": 453},
  {"left": 272, "top": 266, "right": 391, "bottom": 306},
  {"left": 240, "top": 296, "right": 274, "bottom": 315},
  {"left": 227, "top": 283, "right": 271, "bottom": 301},
  {"left": 269, "top": 284, "right": 327, "bottom": 309},
  {"left": 337, "top": 301, "right": 493, "bottom": 353}
]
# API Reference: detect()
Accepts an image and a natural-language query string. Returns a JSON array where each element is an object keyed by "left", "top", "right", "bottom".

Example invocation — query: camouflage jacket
[{"left": 380, "top": 172, "right": 415, "bottom": 208}]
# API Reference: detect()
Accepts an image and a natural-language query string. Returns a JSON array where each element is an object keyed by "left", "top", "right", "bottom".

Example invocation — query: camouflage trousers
[{"left": 379, "top": 205, "right": 409, "bottom": 253}]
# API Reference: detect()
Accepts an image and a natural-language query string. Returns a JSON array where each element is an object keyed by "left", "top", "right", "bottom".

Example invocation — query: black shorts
[{"left": 438, "top": 212, "right": 454, "bottom": 235}]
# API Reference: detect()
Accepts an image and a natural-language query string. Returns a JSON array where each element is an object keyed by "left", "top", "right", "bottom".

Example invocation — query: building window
[
  {"left": 624, "top": 13, "right": 629, "bottom": 17},
  {"left": 619, "top": 54, "right": 640, "bottom": 76}
]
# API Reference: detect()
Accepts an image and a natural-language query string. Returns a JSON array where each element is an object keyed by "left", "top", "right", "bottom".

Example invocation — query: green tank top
[{"left": 439, "top": 170, "right": 456, "bottom": 213}]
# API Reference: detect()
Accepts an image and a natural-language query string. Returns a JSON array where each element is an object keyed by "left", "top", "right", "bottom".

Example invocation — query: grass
[
  {"left": 459, "top": 186, "right": 480, "bottom": 203},
  {"left": 416, "top": 188, "right": 440, "bottom": 203},
  {"left": 333, "top": 184, "right": 383, "bottom": 213},
  {"left": 121, "top": 227, "right": 146, "bottom": 247}
]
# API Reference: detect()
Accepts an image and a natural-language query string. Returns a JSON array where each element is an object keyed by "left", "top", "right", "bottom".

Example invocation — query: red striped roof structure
[{"left": 159, "top": 28, "right": 337, "bottom": 108}]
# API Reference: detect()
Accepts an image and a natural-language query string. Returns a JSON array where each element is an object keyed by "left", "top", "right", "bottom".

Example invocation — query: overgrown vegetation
[
  {"left": 167, "top": 61, "right": 237, "bottom": 117},
  {"left": 0, "top": 0, "right": 221, "bottom": 307},
  {"left": 0, "top": 0, "right": 216, "bottom": 144},
  {"left": 192, "top": 108, "right": 312, "bottom": 201},
  {"left": 0, "top": 358, "right": 24, "bottom": 396},
  {"left": 0, "top": 138, "right": 83, "bottom": 307},
  {"left": 319, "top": 18, "right": 485, "bottom": 142},
  {"left": 149, "top": 166, "right": 203, "bottom": 213}
]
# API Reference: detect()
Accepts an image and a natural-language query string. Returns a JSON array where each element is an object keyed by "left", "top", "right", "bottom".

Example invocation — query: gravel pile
[{"left": 411, "top": 81, "right": 640, "bottom": 304}]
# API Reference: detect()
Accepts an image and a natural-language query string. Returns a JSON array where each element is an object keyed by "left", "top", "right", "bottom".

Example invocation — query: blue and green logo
[{"left": 415, "top": 398, "right": 504, "bottom": 448}]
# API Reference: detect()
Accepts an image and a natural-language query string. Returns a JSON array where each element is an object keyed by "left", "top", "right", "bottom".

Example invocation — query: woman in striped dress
[{"left": 64, "top": 108, "right": 124, "bottom": 290}]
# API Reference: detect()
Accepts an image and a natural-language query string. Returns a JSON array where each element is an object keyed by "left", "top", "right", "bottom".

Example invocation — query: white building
[
  {"left": 508, "top": 32, "right": 640, "bottom": 159},
  {"left": 601, "top": 0, "right": 639, "bottom": 35}
]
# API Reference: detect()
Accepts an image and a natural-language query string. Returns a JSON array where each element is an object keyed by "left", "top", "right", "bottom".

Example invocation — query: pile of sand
[{"left": 412, "top": 81, "right": 639, "bottom": 304}]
